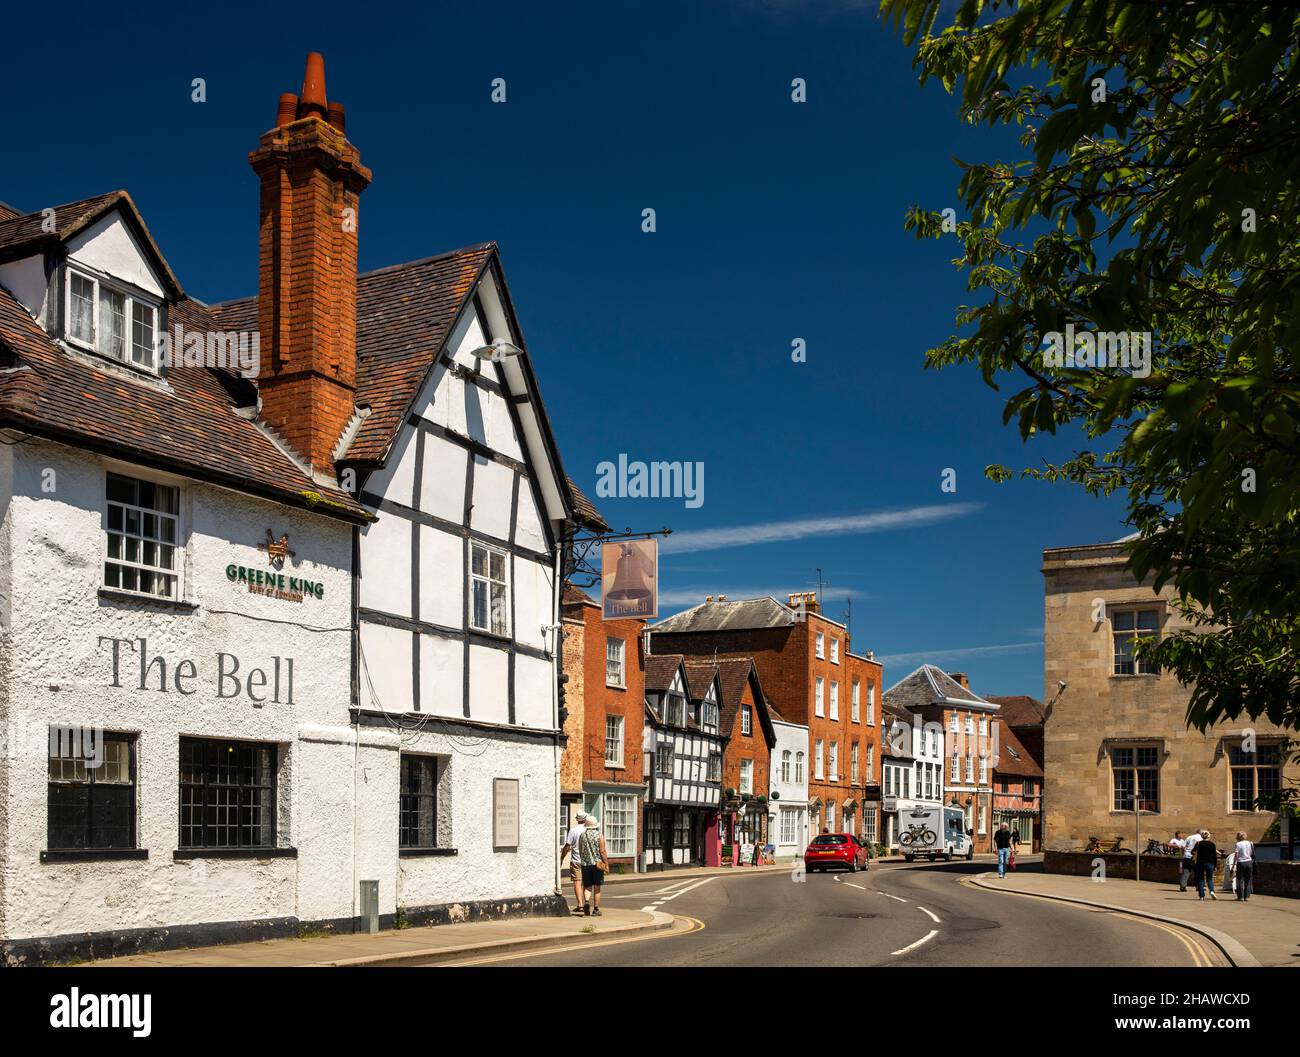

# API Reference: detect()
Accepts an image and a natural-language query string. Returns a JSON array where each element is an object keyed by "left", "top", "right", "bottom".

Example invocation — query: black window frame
[
  {"left": 400, "top": 754, "right": 439, "bottom": 849},
  {"left": 178, "top": 737, "right": 278, "bottom": 850},
  {"left": 47, "top": 731, "right": 137, "bottom": 851}
]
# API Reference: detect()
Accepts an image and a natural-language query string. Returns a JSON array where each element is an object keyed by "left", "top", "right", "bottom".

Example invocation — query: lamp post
[{"left": 1135, "top": 797, "right": 1142, "bottom": 882}]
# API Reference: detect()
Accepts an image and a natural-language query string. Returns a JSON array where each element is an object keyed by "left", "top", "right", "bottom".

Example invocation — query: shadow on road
[{"left": 873, "top": 857, "right": 1046, "bottom": 877}]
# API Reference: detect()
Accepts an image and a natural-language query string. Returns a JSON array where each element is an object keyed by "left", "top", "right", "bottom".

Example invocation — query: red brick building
[
  {"left": 649, "top": 593, "right": 884, "bottom": 844},
  {"left": 559, "top": 586, "right": 646, "bottom": 869},
  {"left": 985, "top": 694, "right": 1045, "bottom": 772},
  {"left": 991, "top": 718, "right": 1044, "bottom": 851},
  {"left": 690, "top": 658, "right": 777, "bottom": 865}
]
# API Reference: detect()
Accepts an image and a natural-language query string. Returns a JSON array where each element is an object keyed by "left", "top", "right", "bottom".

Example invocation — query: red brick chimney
[
  {"left": 250, "top": 52, "right": 371, "bottom": 474},
  {"left": 950, "top": 671, "right": 970, "bottom": 690}
]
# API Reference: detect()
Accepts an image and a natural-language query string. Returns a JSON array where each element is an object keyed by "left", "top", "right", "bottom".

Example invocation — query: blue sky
[{"left": 1, "top": 0, "right": 1130, "bottom": 697}]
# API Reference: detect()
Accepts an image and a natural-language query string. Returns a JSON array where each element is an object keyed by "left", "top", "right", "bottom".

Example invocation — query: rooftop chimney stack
[
  {"left": 788, "top": 590, "right": 819, "bottom": 614},
  {"left": 950, "top": 671, "right": 970, "bottom": 690},
  {"left": 250, "top": 52, "right": 372, "bottom": 475}
]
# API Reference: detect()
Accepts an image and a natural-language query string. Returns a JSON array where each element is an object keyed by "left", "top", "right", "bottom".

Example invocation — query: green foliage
[{"left": 882, "top": 0, "right": 1300, "bottom": 730}]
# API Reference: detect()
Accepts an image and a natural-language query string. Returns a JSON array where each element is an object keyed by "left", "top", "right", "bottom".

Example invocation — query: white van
[{"left": 899, "top": 804, "right": 974, "bottom": 862}]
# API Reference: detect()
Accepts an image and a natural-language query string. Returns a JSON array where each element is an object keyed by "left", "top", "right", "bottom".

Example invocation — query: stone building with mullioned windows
[{"left": 1042, "top": 536, "right": 1298, "bottom": 852}]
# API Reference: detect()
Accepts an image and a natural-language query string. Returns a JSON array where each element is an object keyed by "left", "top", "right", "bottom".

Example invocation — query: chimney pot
[
  {"left": 299, "top": 51, "right": 328, "bottom": 118},
  {"left": 276, "top": 93, "right": 299, "bottom": 127},
  {"left": 327, "top": 101, "right": 346, "bottom": 132}
]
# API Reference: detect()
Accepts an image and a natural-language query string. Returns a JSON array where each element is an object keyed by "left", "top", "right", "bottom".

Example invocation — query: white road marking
[
  {"left": 917, "top": 906, "right": 941, "bottom": 924},
  {"left": 891, "top": 929, "right": 939, "bottom": 956},
  {"left": 654, "top": 876, "right": 716, "bottom": 902},
  {"left": 844, "top": 882, "right": 868, "bottom": 891},
  {"left": 882, "top": 893, "right": 907, "bottom": 903}
]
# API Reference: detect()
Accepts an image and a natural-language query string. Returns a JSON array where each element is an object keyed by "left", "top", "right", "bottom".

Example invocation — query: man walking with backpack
[{"left": 579, "top": 813, "right": 611, "bottom": 917}]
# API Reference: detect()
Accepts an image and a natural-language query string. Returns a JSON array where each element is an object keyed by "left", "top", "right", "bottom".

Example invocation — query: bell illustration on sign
[
  {"left": 258, "top": 530, "right": 296, "bottom": 569},
  {"left": 602, "top": 539, "right": 657, "bottom": 620}
]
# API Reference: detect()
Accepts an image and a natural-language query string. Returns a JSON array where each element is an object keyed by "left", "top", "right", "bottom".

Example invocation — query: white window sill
[
  {"left": 99, "top": 587, "right": 197, "bottom": 612},
  {"left": 470, "top": 626, "right": 512, "bottom": 641}
]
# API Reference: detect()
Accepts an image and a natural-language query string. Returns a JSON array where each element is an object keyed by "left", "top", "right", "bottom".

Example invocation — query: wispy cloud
[
  {"left": 739, "top": 0, "right": 873, "bottom": 11},
  {"left": 875, "top": 641, "right": 1044, "bottom": 667},
  {"left": 657, "top": 585, "right": 872, "bottom": 608},
  {"left": 660, "top": 503, "right": 981, "bottom": 555}
]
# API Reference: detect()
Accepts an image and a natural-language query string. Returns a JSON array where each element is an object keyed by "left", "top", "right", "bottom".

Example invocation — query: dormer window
[{"left": 66, "top": 267, "right": 159, "bottom": 372}]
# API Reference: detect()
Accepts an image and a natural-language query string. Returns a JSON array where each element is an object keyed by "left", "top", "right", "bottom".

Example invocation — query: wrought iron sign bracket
[{"left": 564, "top": 526, "right": 671, "bottom": 588}]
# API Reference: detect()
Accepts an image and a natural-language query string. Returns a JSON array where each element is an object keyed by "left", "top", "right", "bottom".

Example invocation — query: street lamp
[{"left": 469, "top": 339, "right": 524, "bottom": 364}]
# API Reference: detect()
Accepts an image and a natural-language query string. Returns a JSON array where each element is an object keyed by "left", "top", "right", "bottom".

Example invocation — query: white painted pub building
[{"left": 0, "top": 54, "right": 595, "bottom": 964}]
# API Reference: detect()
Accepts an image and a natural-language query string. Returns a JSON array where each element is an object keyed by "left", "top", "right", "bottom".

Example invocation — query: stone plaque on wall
[{"left": 493, "top": 777, "right": 520, "bottom": 850}]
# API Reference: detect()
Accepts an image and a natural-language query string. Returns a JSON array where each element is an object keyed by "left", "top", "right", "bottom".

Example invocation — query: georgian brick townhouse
[
  {"left": 884, "top": 665, "right": 1001, "bottom": 853},
  {"left": 558, "top": 585, "right": 646, "bottom": 869},
  {"left": 0, "top": 53, "right": 598, "bottom": 963},
  {"left": 648, "top": 592, "right": 884, "bottom": 843}
]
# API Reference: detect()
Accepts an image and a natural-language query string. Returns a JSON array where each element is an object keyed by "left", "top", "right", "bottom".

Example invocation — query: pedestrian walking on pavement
[
  {"left": 579, "top": 814, "right": 610, "bottom": 917},
  {"left": 1179, "top": 828, "right": 1202, "bottom": 892},
  {"left": 1233, "top": 832, "right": 1255, "bottom": 901},
  {"left": 560, "top": 811, "right": 590, "bottom": 914},
  {"left": 994, "top": 822, "right": 1013, "bottom": 878},
  {"left": 1194, "top": 830, "right": 1218, "bottom": 900}
]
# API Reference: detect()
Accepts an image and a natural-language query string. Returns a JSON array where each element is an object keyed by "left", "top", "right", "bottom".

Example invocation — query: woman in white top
[{"left": 1233, "top": 831, "right": 1255, "bottom": 902}]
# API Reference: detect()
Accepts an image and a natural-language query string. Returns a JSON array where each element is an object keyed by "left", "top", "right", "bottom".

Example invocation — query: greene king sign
[{"left": 226, "top": 530, "right": 325, "bottom": 603}]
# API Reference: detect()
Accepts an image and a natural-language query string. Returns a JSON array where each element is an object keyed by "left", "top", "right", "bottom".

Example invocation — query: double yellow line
[{"left": 961, "top": 876, "right": 1224, "bottom": 967}]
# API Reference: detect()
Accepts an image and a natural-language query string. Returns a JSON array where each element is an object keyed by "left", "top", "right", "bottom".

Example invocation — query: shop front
[
  {"left": 644, "top": 804, "right": 709, "bottom": 869},
  {"left": 718, "top": 797, "right": 771, "bottom": 865}
]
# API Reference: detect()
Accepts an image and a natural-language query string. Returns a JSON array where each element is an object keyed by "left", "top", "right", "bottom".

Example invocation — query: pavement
[
  {"left": 968, "top": 869, "right": 1300, "bottom": 968},
  {"left": 88, "top": 907, "right": 673, "bottom": 967}
]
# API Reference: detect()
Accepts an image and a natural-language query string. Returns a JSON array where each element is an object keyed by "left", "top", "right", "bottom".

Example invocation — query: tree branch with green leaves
[{"left": 883, "top": 0, "right": 1300, "bottom": 730}]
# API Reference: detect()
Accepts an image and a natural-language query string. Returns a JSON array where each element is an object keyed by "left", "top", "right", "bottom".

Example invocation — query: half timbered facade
[{"left": 643, "top": 654, "right": 723, "bottom": 868}]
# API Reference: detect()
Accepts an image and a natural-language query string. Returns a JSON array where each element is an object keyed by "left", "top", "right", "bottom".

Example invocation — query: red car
[{"left": 803, "top": 833, "right": 870, "bottom": 873}]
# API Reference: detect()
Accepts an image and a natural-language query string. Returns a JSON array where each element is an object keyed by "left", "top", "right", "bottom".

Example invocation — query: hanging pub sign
[{"left": 601, "top": 539, "right": 658, "bottom": 620}]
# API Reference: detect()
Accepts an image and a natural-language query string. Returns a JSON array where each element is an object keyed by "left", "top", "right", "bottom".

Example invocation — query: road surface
[{"left": 436, "top": 859, "right": 1226, "bottom": 967}]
